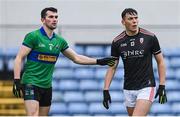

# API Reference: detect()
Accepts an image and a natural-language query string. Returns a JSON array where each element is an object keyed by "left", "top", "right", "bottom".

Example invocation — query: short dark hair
[
  {"left": 121, "top": 8, "right": 138, "bottom": 19},
  {"left": 41, "top": 7, "right": 58, "bottom": 18}
]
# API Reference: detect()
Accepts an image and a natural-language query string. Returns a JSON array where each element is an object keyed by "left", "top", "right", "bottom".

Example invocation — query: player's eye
[
  {"left": 49, "top": 16, "right": 54, "bottom": 18},
  {"left": 134, "top": 17, "right": 138, "bottom": 19},
  {"left": 48, "top": 15, "right": 58, "bottom": 19},
  {"left": 128, "top": 17, "right": 133, "bottom": 20}
]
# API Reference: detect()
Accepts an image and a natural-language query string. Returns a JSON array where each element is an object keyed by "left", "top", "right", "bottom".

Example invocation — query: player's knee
[
  {"left": 26, "top": 106, "right": 39, "bottom": 116},
  {"left": 27, "top": 110, "right": 38, "bottom": 116}
]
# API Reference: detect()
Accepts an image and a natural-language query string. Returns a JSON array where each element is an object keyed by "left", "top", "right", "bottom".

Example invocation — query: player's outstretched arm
[{"left": 62, "top": 48, "right": 118, "bottom": 66}]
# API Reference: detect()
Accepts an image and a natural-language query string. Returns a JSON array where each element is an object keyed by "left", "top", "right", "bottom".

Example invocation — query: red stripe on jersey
[
  {"left": 149, "top": 87, "right": 155, "bottom": 102},
  {"left": 140, "top": 28, "right": 155, "bottom": 37},
  {"left": 113, "top": 31, "right": 126, "bottom": 42}
]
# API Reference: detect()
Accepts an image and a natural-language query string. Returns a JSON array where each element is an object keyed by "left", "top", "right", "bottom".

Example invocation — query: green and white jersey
[{"left": 22, "top": 27, "right": 69, "bottom": 88}]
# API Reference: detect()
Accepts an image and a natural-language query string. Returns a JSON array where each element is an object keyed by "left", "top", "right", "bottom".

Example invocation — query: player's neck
[
  {"left": 126, "top": 29, "right": 139, "bottom": 36},
  {"left": 43, "top": 26, "right": 54, "bottom": 38}
]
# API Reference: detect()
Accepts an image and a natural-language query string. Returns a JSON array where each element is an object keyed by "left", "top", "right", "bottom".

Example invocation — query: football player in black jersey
[{"left": 102, "top": 8, "right": 167, "bottom": 116}]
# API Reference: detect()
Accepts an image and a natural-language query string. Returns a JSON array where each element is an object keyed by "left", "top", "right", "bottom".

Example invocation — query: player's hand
[
  {"left": 12, "top": 79, "right": 22, "bottom": 98},
  {"left": 155, "top": 85, "right": 167, "bottom": 104},
  {"left": 103, "top": 90, "right": 111, "bottom": 109},
  {"left": 97, "top": 57, "right": 118, "bottom": 67}
]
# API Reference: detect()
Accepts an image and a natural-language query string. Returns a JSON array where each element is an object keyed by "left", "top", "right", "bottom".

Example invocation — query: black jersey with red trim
[{"left": 111, "top": 28, "right": 161, "bottom": 90}]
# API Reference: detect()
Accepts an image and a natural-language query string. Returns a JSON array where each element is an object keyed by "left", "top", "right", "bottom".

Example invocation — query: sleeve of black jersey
[
  {"left": 151, "top": 35, "right": 161, "bottom": 55},
  {"left": 111, "top": 40, "right": 120, "bottom": 58}
]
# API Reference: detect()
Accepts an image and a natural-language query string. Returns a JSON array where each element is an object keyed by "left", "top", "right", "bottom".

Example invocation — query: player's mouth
[
  {"left": 132, "top": 25, "right": 137, "bottom": 28},
  {"left": 132, "top": 25, "right": 138, "bottom": 29},
  {"left": 52, "top": 23, "right": 57, "bottom": 27}
]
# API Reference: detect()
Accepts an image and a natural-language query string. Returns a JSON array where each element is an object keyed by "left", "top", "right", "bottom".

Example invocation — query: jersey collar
[
  {"left": 40, "top": 27, "right": 56, "bottom": 40},
  {"left": 125, "top": 27, "right": 140, "bottom": 37}
]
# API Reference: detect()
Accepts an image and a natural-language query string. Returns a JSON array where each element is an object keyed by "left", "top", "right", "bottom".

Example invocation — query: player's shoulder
[
  {"left": 139, "top": 28, "right": 155, "bottom": 37},
  {"left": 55, "top": 33, "right": 65, "bottom": 40},
  {"left": 55, "top": 34, "right": 68, "bottom": 42},
  {"left": 113, "top": 31, "right": 126, "bottom": 43},
  {"left": 25, "top": 29, "right": 39, "bottom": 37},
  {"left": 55, "top": 33, "right": 62, "bottom": 39}
]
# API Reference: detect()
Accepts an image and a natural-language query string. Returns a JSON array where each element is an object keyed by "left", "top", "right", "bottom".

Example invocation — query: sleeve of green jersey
[
  {"left": 60, "top": 38, "right": 69, "bottom": 52},
  {"left": 22, "top": 32, "right": 35, "bottom": 49}
]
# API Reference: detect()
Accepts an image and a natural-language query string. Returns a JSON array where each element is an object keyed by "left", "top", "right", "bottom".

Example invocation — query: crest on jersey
[
  {"left": 140, "top": 38, "right": 144, "bottom": 44},
  {"left": 49, "top": 44, "right": 54, "bottom": 51}
]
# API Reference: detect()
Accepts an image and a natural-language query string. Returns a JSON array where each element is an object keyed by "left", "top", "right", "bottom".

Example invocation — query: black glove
[
  {"left": 155, "top": 85, "right": 167, "bottom": 104},
  {"left": 103, "top": 90, "right": 111, "bottom": 109},
  {"left": 12, "top": 79, "right": 22, "bottom": 98},
  {"left": 97, "top": 57, "right": 118, "bottom": 67}
]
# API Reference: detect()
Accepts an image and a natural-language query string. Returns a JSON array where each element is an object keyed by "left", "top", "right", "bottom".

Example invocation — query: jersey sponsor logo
[
  {"left": 27, "top": 50, "right": 59, "bottom": 64},
  {"left": 38, "top": 54, "right": 57, "bottom": 62},
  {"left": 121, "top": 49, "right": 144, "bottom": 59},
  {"left": 140, "top": 38, "right": 144, "bottom": 44}
]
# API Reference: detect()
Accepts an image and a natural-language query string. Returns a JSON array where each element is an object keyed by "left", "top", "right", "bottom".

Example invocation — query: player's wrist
[
  {"left": 96, "top": 59, "right": 103, "bottom": 65},
  {"left": 14, "top": 79, "right": 20, "bottom": 81},
  {"left": 96, "top": 59, "right": 99, "bottom": 64},
  {"left": 159, "top": 85, "right": 165, "bottom": 88},
  {"left": 13, "top": 79, "right": 21, "bottom": 86},
  {"left": 103, "top": 90, "right": 109, "bottom": 92},
  {"left": 103, "top": 90, "right": 109, "bottom": 95},
  {"left": 159, "top": 85, "right": 165, "bottom": 90}
]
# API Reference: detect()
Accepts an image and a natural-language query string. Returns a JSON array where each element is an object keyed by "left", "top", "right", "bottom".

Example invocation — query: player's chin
[
  {"left": 50, "top": 26, "right": 57, "bottom": 30},
  {"left": 131, "top": 27, "right": 138, "bottom": 32}
]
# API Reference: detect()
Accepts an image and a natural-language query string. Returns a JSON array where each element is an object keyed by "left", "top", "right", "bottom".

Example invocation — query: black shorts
[{"left": 22, "top": 84, "right": 52, "bottom": 107}]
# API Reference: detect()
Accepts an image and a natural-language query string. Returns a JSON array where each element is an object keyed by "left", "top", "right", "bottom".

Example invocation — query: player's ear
[
  {"left": 41, "top": 18, "right": 45, "bottom": 23},
  {"left": 121, "top": 19, "right": 125, "bottom": 26}
]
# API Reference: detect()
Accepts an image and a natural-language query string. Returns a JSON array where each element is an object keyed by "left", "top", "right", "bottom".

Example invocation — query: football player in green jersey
[{"left": 12, "top": 7, "right": 117, "bottom": 116}]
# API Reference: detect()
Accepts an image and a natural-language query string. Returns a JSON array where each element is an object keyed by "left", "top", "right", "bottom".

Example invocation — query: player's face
[
  {"left": 122, "top": 13, "right": 139, "bottom": 35},
  {"left": 42, "top": 11, "right": 58, "bottom": 30}
]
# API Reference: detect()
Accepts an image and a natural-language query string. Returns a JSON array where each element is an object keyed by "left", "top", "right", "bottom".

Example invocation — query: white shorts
[{"left": 123, "top": 87, "right": 156, "bottom": 107}]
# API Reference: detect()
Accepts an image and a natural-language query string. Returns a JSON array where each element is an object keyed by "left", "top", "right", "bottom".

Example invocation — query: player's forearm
[
  {"left": 73, "top": 54, "right": 97, "bottom": 65},
  {"left": 104, "top": 67, "right": 116, "bottom": 90},
  {"left": 14, "top": 56, "right": 22, "bottom": 79},
  {"left": 157, "top": 61, "right": 166, "bottom": 85}
]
